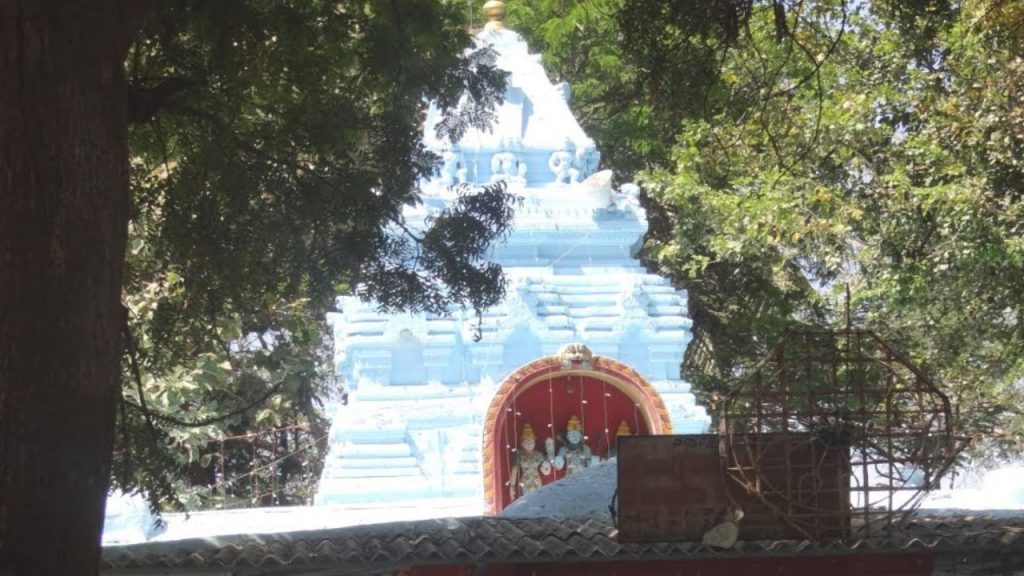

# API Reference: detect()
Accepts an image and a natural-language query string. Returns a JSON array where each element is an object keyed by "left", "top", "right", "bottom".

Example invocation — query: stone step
[
  {"left": 354, "top": 384, "right": 478, "bottom": 402},
  {"left": 340, "top": 310, "right": 392, "bottom": 323},
  {"left": 405, "top": 412, "right": 476, "bottom": 430},
  {"left": 448, "top": 461, "right": 480, "bottom": 475},
  {"left": 330, "top": 427, "right": 408, "bottom": 444},
  {"left": 348, "top": 396, "right": 479, "bottom": 409},
  {"left": 338, "top": 443, "right": 413, "bottom": 458},
  {"left": 330, "top": 456, "right": 419, "bottom": 469},
  {"left": 577, "top": 317, "right": 619, "bottom": 329},
  {"left": 336, "top": 417, "right": 475, "bottom": 437},
  {"left": 646, "top": 291, "right": 686, "bottom": 303},
  {"left": 542, "top": 317, "right": 574, "bottom": 332},
  {"left": 533, "top": 293, "right": 563, "bottom": 304},
  {"left": 647, "top": 304, "right": 685, "bottom": 316},
  {"left": 324, "top": 466, "right": 423, "bottom": 479},
  {"left": 652, "top": 317, "right": 693, "bottom": 330},
  {"left": 527, "top": 280, "right": 624, "bottom": 291},
  {"left": 564, "top": 305, "right": 620, "bottom": 316},
  {"left": 561, "top": 294, "right": 620, "bottom": 305},
  {"left": 525, "top": 286, "right": 618, "bottom": 296},
  {"left": 341, "top": 324, "right": 386, "bottom": 337},
  {"left": 425, "top": 319, "right": 459, "bottom": 333}
]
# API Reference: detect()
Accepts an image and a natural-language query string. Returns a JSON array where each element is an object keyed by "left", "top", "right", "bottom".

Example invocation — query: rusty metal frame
[{"left": 720, "top": 329, "right": 969, "bottom": 539}]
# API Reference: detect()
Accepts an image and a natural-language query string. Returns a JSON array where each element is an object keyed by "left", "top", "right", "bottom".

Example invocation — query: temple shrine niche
[
  {"left": 482, "top": 346, "right": 672, "bottom": 512},
  {"left": 315, "top": 0, "right": 709, "bottom": 514}
]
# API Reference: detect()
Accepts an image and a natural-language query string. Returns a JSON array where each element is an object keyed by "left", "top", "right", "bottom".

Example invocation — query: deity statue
[
  {"left": 509, "top": 423, "right": 547, "bottom": 500},
  {"left": 440, "top": 149, "right": 467, "bottom": 186},
  {"left": 553, "top": 415, "right": 593, "bottom": 476},
  {"left": 607, "top": 419, "right": 632, "bottom": 459},
  {"left": 490, "top": 152, "right": 525, "bottom": 186},
  {"left": 548, "top": 150, "right": 579, "bottom": 185},
  {"left": 515, "top": 160, "right": 528, "bottom": 186},
  {"left": 575, "top": 147, "right": 600, "bottom": 180}
]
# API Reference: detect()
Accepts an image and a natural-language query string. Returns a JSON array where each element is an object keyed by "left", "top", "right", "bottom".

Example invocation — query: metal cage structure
[{"left": 719, "top": 330, "right": 968, "bottom": 539}]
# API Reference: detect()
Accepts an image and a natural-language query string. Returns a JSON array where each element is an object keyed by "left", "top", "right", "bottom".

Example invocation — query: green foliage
[
  {"left": 639, "top": 0, "right": 1024, "bottom": 462},
  {"left": 503, "top": 0, "right": 762, "bottom": 175},
  {"left": 114, "top": 0, "right": 514, "bottom": 510},
  {"left": 507, "top": 0, "right": 1024, "bottom": 462}
]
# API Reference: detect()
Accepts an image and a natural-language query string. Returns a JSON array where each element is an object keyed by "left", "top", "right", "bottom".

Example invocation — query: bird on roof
[{"left": 701, "top": 507, "right": 744, "bottom": 549}]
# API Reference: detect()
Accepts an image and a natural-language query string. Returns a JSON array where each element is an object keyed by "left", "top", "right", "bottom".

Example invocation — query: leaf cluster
[
  {"left": 114, "top": 0, "right": 514, "bottom": 510},
  {"left": 508, "top": 0, "right": 1024, "bottom": 463},
  {"left": 640, "top": 0, "right": 1024, "bottom": 462}
]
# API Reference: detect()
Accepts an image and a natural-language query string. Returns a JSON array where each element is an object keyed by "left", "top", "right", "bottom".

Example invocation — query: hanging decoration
[{"left": 482, "top": 345, "right": 673, "bottom": 513}]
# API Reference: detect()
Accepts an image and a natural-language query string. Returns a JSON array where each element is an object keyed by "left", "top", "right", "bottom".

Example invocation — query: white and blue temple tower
[{"left": 315, "top": 2, "right": 709, "bottom": 516}]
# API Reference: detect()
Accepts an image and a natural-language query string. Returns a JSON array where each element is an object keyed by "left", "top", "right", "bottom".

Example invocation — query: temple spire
[{"left": 483, "top": 0, "right": 507, "bottom": 31}]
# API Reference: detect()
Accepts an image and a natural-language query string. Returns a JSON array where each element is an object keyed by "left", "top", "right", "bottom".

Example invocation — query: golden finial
[{"left": 483, "top": 0, "right": 507, "bottom": 31}]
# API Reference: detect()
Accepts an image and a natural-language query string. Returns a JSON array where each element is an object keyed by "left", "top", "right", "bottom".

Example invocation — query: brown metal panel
[{"left": 616, "top": 434, "right": 850, "bottom": 543}]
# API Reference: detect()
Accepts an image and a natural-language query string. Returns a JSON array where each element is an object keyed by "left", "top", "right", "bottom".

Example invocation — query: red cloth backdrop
[{"left": 492, "top": 374, "right": 649, "bottom": 511}]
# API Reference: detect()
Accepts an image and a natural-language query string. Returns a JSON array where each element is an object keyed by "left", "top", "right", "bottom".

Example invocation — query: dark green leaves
[
  {"left": 434, "top": 47, "right": 508, "bottom": 142},
  {"left": 117, "top": 0, "right": 513, "bottom": 509},
  {"left": 505, "top": 0, "right": 1024, "bottom": 462},
  {"left": 360, "top": 182, "right": 520, "bottom": 315},
  {"left": 635, "top": 0, "right": 1024, "bottom": 462}
]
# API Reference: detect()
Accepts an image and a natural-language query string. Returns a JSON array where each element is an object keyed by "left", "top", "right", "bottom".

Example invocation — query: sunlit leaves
[
  {"left": 636, "top": 0, "right": 1024, "bottom": 462},
  {"left": 116, "top": 0, "right": 513, "bottom": 509}
]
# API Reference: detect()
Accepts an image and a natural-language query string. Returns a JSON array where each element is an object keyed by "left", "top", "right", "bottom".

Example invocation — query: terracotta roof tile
[{"left": 101, "top": 512, "right": 1024, "bottom": 574}]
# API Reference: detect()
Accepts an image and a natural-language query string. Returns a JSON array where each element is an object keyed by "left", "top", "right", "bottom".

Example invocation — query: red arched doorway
[{"left": 481, "top": 344, "right": 672, "bottom": 514}]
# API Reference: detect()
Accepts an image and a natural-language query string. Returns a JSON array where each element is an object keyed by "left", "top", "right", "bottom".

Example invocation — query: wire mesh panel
[
  {"left": 617, "top": 434, "right": 850, "bottom": 542},
  {"left": 720, "top": 330, "right": 968, "bottom": 539}
]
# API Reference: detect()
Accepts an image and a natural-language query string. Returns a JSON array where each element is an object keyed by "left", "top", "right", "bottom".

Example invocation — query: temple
[
  {"left": 314, "top": 1, "right": 710, "bottom": 515},
  {"left": 100, "top": 6, "right": 1024, "bottom": 575}
]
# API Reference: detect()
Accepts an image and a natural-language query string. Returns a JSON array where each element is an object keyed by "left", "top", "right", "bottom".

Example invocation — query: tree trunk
[{"left": 0, "top": 2, "right": 147, "bottom": 574}]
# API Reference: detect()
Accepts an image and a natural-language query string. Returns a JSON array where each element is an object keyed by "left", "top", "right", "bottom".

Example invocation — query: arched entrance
[{"left": 482, "top": 344, "right": 673, "bottom": 514}]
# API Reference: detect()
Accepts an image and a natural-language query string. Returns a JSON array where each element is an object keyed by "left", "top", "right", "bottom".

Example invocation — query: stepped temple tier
[{"left": 314, "top": 1, "right": 710, "bottom": 515}]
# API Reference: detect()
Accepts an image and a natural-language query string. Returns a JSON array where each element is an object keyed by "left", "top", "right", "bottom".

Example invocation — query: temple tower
[{"left": 315, "top": 2, "right": 709, "bottom": 514}]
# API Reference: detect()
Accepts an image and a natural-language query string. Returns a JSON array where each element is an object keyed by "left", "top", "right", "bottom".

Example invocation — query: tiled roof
[{"left": 101, "top": 512, "right": 1024, "bottom": 575}]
